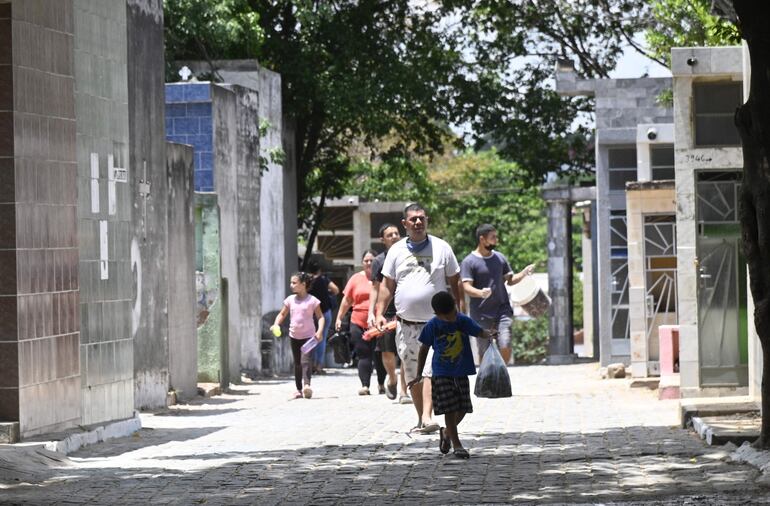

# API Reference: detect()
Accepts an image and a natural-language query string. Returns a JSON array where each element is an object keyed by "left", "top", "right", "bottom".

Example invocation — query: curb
[{"left": 40, "top": 413, "right": 142, "bottom": 456}]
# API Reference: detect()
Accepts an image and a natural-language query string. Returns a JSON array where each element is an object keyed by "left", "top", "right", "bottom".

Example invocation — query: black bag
[
  {"left": 474, "top": 340, "right": 512, "bottom": 398},
  {"left": 328, "top": 330, "right": 351, "bottom": 364}
]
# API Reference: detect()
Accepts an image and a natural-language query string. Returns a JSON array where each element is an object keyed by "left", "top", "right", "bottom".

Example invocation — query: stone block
[
  {"left": 0, "top": 422, "right": 19, "bottom": 443},
  {"left": 607, "top": 363, "right": 626, "bottom": 379}
]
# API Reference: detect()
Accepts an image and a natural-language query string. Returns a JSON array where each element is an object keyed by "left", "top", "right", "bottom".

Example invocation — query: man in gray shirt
[{"left": 460, "top": 224, "right": 535, "bottom": 364}]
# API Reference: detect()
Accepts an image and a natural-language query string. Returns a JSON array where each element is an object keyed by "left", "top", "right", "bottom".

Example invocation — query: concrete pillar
[{"left": 543, "top": 188, "right": 576, "bottom": 364}]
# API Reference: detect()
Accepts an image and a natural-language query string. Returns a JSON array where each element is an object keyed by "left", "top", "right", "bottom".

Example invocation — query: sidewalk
[{"left": 1, "top": 363, "right": 768, "bottom": 504}]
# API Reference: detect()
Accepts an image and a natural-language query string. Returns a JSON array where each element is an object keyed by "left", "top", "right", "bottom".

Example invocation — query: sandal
[
  {"left": 420, "top": 421, "right": 440, "bottom": 434},
  {"left": 439, "top": 427, "right": 450, "bottom": 454},
  {"left": 409, "top": 422, "right": 424, "bottom": 433},
  {"left": 453, "top": 447, "right": 470, "bottom": 459}
]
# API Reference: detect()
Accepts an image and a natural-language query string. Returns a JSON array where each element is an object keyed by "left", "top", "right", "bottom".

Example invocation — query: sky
[{"left": 610, "top": 39, "right": 672, "bottom": 79}]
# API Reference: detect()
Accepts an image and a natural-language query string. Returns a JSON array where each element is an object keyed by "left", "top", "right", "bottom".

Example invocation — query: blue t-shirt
[
  {"left": 460, "top": 251, "right": 513, "bottom": 321},
  {"left": 418, "top": 313, "right": 482, "bottom": 377}
]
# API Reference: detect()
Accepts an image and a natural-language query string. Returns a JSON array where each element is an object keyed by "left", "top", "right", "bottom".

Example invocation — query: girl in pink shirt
[{"left": 273, "top": 272, "right": 325, "bottom": 399}]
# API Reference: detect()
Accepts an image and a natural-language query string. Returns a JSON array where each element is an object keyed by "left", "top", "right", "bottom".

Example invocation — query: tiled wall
[
  {"left": 1, "top": 0, "right": 82, "bottom": 435},
  {"left": 165, "top": 83, "right": 213, "bottom": 191},
  {"left": 74, "top": 0, "right": 133, "bottom": 425}
]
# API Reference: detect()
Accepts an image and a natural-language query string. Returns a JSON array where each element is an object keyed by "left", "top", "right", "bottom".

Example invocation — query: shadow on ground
[{"left": 1, "top": 424, "right": 765, "bottom": 505}]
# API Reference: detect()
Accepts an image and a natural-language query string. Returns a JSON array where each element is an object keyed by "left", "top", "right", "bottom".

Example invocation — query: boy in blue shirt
[{"left": 409, "top": 291, "right": 495, "bottom": 459}]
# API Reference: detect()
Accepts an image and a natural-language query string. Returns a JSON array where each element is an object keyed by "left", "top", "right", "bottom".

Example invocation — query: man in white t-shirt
[{"left": 375, "top": 203, "right": 463, "bottom": 434}]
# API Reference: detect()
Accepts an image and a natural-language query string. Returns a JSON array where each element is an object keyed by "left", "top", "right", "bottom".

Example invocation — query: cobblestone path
[{"left": 2, "top": 363, "right": 768, "bottom": 505}]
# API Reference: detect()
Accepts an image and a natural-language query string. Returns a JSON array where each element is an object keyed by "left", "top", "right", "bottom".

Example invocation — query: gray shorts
[
  {"left": 396, "top": 320, "right": 433, "bottom": 384},
  {"left": 475, "top": 314, "right": 513, "bottom": 358}
]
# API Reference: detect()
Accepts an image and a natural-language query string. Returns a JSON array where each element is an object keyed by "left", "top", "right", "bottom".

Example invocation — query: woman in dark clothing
[{"left": 308, "top": 260, "right": 339, "bottom": 374}]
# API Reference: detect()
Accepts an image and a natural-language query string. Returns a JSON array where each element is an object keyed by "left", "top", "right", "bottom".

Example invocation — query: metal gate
[
  {"left": 696, "top": 172, "right": 748, "bottom": 387},
  {"left": 643, "top": 215, "right": 677, "bottom": 348},
  {"left": 610, "top": 213, "right": 629, "bottom": 347}
]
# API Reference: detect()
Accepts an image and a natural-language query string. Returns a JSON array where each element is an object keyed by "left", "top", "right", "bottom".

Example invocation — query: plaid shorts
[{"left": 431, "top": 376, "right": 473, "bottom": 416}]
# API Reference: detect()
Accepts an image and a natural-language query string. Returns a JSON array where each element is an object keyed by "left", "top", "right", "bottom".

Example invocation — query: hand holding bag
[{"left": 474, "top": 340, "right": 512, "bottom": 398}]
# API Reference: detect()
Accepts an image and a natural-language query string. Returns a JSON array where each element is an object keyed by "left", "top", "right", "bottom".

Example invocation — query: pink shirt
[{"left": 283, "top": 294, "right": 320, "bottom": 339}]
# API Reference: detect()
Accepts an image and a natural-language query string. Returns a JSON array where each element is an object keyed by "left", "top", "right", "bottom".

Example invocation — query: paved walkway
[{"left": 1, "top": 363, "right": 768, "bottom": 505}]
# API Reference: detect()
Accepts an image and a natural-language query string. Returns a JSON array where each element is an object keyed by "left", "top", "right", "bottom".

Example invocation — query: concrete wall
[
  {"left": 74, "top": 0, "right": 134, "bottom": 426},
  {"left": 166, "top": 142, "right": 197, "bottom": 399},
  {"left": 1, "top": 0, "right": 82, "bottom": 437},
  {"left": 626, "top": 183, "right": 676, "bottom": 378},
  {"left": 672, "top": 46, "right": 747, "bottom": 397},
  {"left": 557, "top": 68, "right": 673, "bottom": 366},
  {"left": 126, "top": 0, "right": 168, "bottom": 410}
]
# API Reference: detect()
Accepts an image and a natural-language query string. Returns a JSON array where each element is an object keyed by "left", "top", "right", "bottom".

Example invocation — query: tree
[
  {"left": 644, "top": 0, "right": 740, "bottom": 68},
  {"left": 730, "top": 0, "right": 770, "bottom": 448}
]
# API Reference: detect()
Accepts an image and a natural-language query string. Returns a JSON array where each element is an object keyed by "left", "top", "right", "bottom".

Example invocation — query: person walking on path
[
  {"left": 368, "top": 223, "right": 411, "bottom": 403},
  {"left": 308, "top": 260, "right": 339, "bottom": 374},
  {"left": 271, "top": 272, "right": 325, "bottom": 399},
  {"left": 375, "top": 203, "right": 463, "bottom": 434},
  {"left": 409, "top": 291, "right": 494, "bottom": 459},
  {"left": 460, "top": 224, "right": 535, "bottom": 365},
  {"left": 336, "top": 250, "right": 387, "bottom": 395}
]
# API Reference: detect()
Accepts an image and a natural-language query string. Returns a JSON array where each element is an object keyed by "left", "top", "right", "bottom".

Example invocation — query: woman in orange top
[{"left": 336, "top": 250, "right": 383, "bottom": 395}]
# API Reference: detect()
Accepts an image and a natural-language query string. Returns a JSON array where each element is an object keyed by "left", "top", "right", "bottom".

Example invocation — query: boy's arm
[{"left": 407, "top": 344, "right": 430, "bottom": 388}]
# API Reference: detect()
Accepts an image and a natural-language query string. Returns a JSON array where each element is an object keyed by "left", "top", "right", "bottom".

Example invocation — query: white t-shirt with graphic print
[{"left": 381, "top": 235, "right": 460, "bottom": 322}]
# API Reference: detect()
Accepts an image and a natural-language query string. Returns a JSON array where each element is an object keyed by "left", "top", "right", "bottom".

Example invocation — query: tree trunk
[
  {"left": 732, "top": 0, "right": 770, "bottom": 448},
  {"left": 301, "top": 186, "right": 327, "bottom": 271}
]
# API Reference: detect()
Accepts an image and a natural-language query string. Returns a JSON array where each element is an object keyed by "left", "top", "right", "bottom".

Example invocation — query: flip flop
[
  {"left": 453, "top": 447, "right": 470, "bottom": 459},
  {"left": 420, "top": 421, "right": 440, "bottom": 434},
  {"left": 439, "top": 427, "right": 450, "bottom": 454},
  {"left": 409, "top": 422, "right": 424, "bottom": 433}
]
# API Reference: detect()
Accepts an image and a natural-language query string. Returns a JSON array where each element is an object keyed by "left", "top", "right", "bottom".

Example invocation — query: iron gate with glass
[
  {"left": 643, "top": 215, "right": 678, "bottom": 349},
  {"left": 696, "top": 171, "right": 748, "bottom": 387}
]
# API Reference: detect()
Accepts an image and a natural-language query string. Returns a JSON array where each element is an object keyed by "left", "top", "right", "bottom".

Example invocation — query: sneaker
[
  {"left": 378, "top": 384, "right": 386, "bottom": 395},
  {"left": 398, "top": 394, "right": 413, "bottom": 404},
  {"left": 358, "top": 386, "right": 370, "bottom": 396},
  {"left": 303, "top": 386, "right": 313, "bottom": 399},
  {"left": 386, "top": 383, "right": 397, "bottom": 400},
  {"left": 292, "top": 391, "right": 302, "bottom": 399}
]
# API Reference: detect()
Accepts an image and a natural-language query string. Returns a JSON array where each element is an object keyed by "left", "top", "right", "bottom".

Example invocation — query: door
[
  {"left": 696, "top": 172, "right": 748, "bottom": 387},
  {"left": 644, "top": 215, "right": 677, "bottom": 368}
]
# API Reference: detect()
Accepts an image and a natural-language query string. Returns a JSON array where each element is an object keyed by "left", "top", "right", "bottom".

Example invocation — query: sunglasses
[{"left": 406, "top": 215, "right": 427, "bottom": 223}]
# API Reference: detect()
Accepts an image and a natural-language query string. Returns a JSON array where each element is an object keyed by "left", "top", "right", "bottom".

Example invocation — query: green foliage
[
  {"left": 427, "top": 150, "right": 547, "bottom": 271},
  {"left": 164, "top": 0, "right": 263, "bottom": 79},
  {"left": 645, "top": 0, "right": 741, "bottom": 68},
  {"left": 346, "top": 157, "right": 437, "bottom": 209},
  {"left": 511, "top": 317, "right": 550, "bottom": 365}
]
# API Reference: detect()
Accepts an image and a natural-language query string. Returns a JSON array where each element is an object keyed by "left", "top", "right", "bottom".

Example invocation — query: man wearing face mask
[{"left": 460, "top": 224, "right": 535, "bottom": 364}]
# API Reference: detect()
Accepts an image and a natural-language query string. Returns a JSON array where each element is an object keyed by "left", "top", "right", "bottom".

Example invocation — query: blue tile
[
  {"left": 166, "top": 134, "right": 187, "bottom": 144},
  {"left": 194, "top": 152, "right": 202, "bottom": 171},
  {"left": 188, "top": 134, "right": 212, "bottom": 152},
  {"left": 187, "top": 102, "right": 212, "bottom": 117},
  {"left": 165, "top": 117, "right": 173, "bottom": 133},
  {"left": 174, "top": 117, "right": 200, "bottom": 135},
  {"left": 184, "top": 84, "right": 211, "bottom": 102},
  {"left": 200, "top": 118, "right": 213, "bottom": 135},
  {"left": 166, "top": 103, "right": 187, "bottom": 118},
  {"left": 195, "top": 170, "right": 214, "bottom": 192},
  {"left": 200, "top": 152, "right": 213, "bottom": 170},
  {"left": 165, "top": 84, "right": 186, "bottom": 103}
]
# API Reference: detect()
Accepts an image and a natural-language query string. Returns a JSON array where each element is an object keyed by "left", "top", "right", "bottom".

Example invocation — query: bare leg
[
  {"left": 422, "top": 378, "right": 434, "bottom": 425},
  {"left": 399, "top": 364, "right": 408, "bottom": 396},
  {"left": 382, "top": 351, "right": 398, "bottom": 388},
  {"left": 444, "top": 411, "right": 464, "bottom": 449},
  {"left": 410, "top": 382, "right": 424, "bottom": 426},
  {"left": 500, "top": 347, "right": 512, "bottom": 365}
]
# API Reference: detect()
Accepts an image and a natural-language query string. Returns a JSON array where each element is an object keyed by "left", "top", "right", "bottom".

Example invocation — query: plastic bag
[
  {"left": 474, "top": 340, "right": 512, "bottom": 398},
  {"left": 327, "top": 330, "right": 351, "bottom": 364}
]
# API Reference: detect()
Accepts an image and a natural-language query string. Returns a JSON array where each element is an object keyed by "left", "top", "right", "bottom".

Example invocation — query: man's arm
[
  {"left": 407, "top": 344, "right": 430, "bottom": 388},
  {"left": 506, "top": 263, "right": 536, "bottom": 285},
  {"left": 447, "top": 273, "right": 463, "bottom": 312},
  {"left": 375, "top": 276, "right": 396, "bottom": 329},
  {"left": 462, "top": 280, "right": 491, "bottom": 299},
  {"left": 367, "top": 280, "right": 380, "bottom": 328}
]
